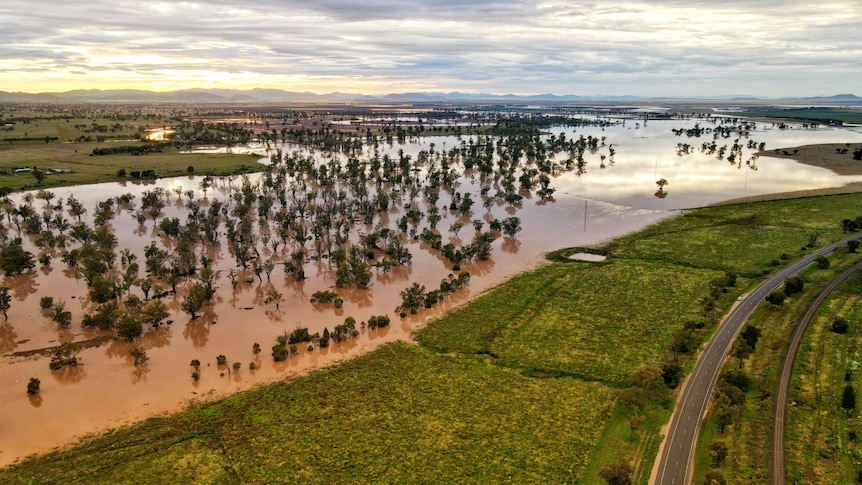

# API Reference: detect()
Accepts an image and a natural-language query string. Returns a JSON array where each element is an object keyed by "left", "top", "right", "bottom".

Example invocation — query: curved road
[
  {"left": 771, "top": 260, "right": 862, "bottom": 485},
  {"left": 653, "top": 234, "right": 861, "bottom": 485}
]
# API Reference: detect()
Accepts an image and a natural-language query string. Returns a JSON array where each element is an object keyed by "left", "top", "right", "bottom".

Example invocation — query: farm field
[
  {"left": 756, "top": 142, "right": 862, "bottom": 176},
  {"left": 608, "top": 195, "right": 861, "bottom": 276},
  {"left": 0, "top": 343, "right": 616, "bottom": 484},
  {"left": 0, "top": 110, "right": 264, "bottom": 190},
  {"left": 734, "top": 107, "right": 862, "bottom": 126},
  {"left": 419, "top": 259, "right": 721, "bottom": 385}
]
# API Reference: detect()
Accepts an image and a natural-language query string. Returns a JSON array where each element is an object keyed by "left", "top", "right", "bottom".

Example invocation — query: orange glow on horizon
[{"left": 0, "top": 67, "right": 434, "bottom": 96}]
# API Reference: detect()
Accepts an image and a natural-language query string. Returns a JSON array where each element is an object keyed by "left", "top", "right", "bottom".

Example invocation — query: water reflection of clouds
[
  {"left": 559, "top": 156, "right": 862, "bottom": 210},
  {"left": 547, "top": 120, "right": 862, "bottom": 210}
]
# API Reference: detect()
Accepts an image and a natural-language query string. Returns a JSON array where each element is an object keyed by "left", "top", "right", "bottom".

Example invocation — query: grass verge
[
  {"left": 785, "top": 271, "right": 862, "bottom": 483},
  {"left": 694, "top": 246, "right": 862, "bottom": 483}
]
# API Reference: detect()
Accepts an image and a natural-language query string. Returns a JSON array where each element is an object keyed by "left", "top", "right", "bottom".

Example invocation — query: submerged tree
[
  {"left": 26, "top": 377, "right": 41, "bottom": 395},
  {"left": 264, "top": 288, "right": 283, "bottom": 309},
  {"left": 49, "top": 342, "right": 82, "bottom": 370},
  {"left": 0, "top": 238, "right": 35, "bottom": 276},
  {"left": 0, "top": 286, "right": 10, "bottom": 320},
  {"left": 181, "top": 283, "right": 208, "bottom": 320},
  {"left": 131, "top": 347, "right": 149, "bottom": 367}
]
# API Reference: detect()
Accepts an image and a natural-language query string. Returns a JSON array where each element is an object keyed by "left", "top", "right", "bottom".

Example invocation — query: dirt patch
[
  {"left": 757, "top": 143, "right": 862, "bottom": 175},
  {"left": 711, "top": 182, "right": 862, "bottom": 206},
  {"left": 5, "top": 335, "right": 115, "bottom": 358}
]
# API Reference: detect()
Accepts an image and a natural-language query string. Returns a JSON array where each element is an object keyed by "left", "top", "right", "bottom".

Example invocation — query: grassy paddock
[
  {"left": 732, "top": 108, "right": 862, "bottom": 125},
  {"left": 487, "top": 260, "right": 719, "bottom": 385},
  {"left": 0, "top": 143, "right": 263, "bottom": 191},
  {"left": 0, "top": 343, "right": 615, "bottom": 484},
  {"left": 0, "top": 113, "right": 263, "bottom": 190},
  {"left": 418, "top": 259, "right": 721, "bottom": 385},
  {"left": 607, "top": 195, "right": 862, "bottom": 276},
  {"left": 756, "top": 143, "right": 862, "bottom": 176},
  {"left": 0, "top": 115, "right": 158, "bottom": 141}
]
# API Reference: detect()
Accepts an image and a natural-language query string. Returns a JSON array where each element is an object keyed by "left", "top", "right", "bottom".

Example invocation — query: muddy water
[
  {"left": 1, "top": 117, "right": 861, "bottom": 466},
  {"left": 0, "top": 190, "right": 663, "bottom": 465}
]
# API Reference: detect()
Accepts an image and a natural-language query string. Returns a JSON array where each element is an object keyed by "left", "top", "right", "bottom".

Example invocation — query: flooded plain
[{"left": 2, "top": 115, "right": 862, "bottom": 466}]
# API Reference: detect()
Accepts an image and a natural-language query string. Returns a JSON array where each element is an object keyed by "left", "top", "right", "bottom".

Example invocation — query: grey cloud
[{"left": 0, "top": 0, "right": 860, "bottom": 95}]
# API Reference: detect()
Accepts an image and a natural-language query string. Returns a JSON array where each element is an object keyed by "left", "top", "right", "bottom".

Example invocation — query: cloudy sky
[{"left": 1, "top": 1, "right": 860, "bottom": 96}]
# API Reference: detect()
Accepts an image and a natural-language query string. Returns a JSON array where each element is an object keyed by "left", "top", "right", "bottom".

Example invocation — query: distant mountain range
[{"left": 0, "top": 88, "right": 859, "bottom": 105}]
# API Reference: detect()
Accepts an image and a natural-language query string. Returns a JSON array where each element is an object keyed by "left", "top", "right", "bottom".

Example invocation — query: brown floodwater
[
  {"left": 2, "top": 116, "right": 862, "bottom": 466},
  {"left": 0, "top": 180, "right": 670, "bottom": 467}
]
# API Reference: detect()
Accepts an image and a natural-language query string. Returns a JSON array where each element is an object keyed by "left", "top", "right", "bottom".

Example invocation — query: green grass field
[
  {"left": 419, "top": 260, "right": 720, "bottom": 385},
  {"left": 0, "top": 343, "right": 616, "bottom": 484},
  {"left": 0, "top": 114, "right": 263, "bottom": 190},
  {"left": 607, "top": 197, "right": 859, "bottom": 276},
  {"left": 733, "top": 107, "right": 862, "bottom": 125},
  {"left": 0, "top": 114, "right": 158, "bottom": 141},
  {"left": 0, "top": 142, "right": 263, "bottom": 191},
  {"left": 5, "top": 193, "right": 862, "bottom": 482}
]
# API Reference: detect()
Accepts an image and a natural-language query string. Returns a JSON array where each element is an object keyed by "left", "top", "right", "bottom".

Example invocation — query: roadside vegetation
[
  {"left": 784, "top": 270, "right": 862, "bottom": 484},
  {"left": 693, "top": 233, "right": 862, "bottom": 484}
]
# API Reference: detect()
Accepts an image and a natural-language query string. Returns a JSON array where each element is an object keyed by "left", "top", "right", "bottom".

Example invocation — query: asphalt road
[
  {"left": 654, "top": 235, "right": 861, "bottom": 485},
  {"left": 771, "top": 259, "right": 862, "bottom": 485}
]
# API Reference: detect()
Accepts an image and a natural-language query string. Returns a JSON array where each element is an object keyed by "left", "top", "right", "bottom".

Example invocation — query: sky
[{"left": 1, "top": 0, "right": 860, "bottom": 97}]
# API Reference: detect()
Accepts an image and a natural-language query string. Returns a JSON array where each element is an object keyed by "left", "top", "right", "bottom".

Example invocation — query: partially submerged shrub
[
  {"left": 310, "top": 290, "right": 338, "bottom": 304},
  {"left": 39, "top": 296, "right": 54, "bottom": 310},
  {"left": 367, "top": 314, "right": 391, "bottom": 330},
  {"left": 49, "top": 342, "right": 81, "bottom": 370},
  {"left": 26, "top": 377, "right": 41, "bottom": 395}
]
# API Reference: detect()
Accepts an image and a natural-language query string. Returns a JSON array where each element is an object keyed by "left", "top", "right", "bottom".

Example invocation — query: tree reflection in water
[
  {"left": 501, "top": 238, "right": 521, "bottom": 255},
  {"left": 51, "top": 365, "right": 85, "bottom": 384},
  {"left": 0, "top": 322, "right": 18, "bottom": 354},
  {"left": 183, "top": 316, "right": 211, "bottom": 348},
  {"left": 4, "top": 272, "right": 38, "bottom": 301},
  {"left": 131, "top": 363, "right": 150, "bottom": 384}
]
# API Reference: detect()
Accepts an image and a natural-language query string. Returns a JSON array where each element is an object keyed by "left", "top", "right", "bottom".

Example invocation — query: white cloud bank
[{"left": 0, "top": 0, "right": 860, "bottom": 96}]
